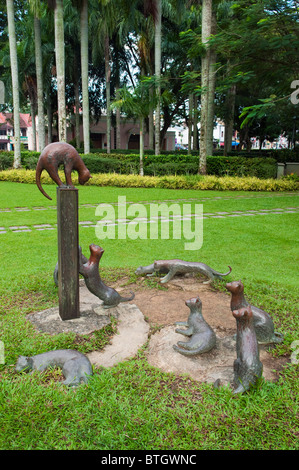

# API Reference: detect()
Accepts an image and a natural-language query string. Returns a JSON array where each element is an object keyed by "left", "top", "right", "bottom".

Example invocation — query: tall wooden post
[{"left": 57, "top": 187, "right": 80, "bottom": 320}]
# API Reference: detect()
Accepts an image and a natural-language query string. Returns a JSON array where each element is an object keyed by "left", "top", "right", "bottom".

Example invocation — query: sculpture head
[
  {"left": 78, "top": 167, "right": 92, "bottom": 185},
  {"left": 232, "top": 306, "right": 252, "bottom": 321},
  {"left": 89, "top": 244, "right": 104, "bottom": 261},
  {"left": 15, "top": 355, "right": 33, "bottom": 373},
  {"left": 185, "top": 296, "right": 202, "bottom": 311},
  {"left": 225, "top": 280, "right": 244, "bottom": 295}
]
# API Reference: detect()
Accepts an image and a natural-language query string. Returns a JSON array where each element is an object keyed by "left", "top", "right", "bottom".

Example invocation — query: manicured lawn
[{"left": 0, "top": 182, "right": 298, "bottom": 450}]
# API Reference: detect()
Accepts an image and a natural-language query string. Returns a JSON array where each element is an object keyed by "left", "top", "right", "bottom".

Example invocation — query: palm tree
[
  {"left": 73, "top": 0, "right": 90, "bottom": 153},
  {"left": 199, "top": 0, "right": 212, "bottom": 174},
  {"left": 48, "top": 0, "right": 66, "bottom": 142},
  {"left": 154, "top": 0, "right": 162, "bottom": 155},
  {"left": 6, "top": 0, "right": 21, "bottom": 168},
  {"left": 29, "top": 0, "right": 46, "bottom": 152},
  {"left": 80, "top": 0, "right": 90, "bottom": 154},
  {"left": 112, "top": 82, "right": 158, "bottom": 175}
]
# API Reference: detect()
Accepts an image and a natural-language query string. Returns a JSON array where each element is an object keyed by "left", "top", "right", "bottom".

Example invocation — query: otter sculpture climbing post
[{"left": 35, "top": 142, "right": 91, "bottom": 320}]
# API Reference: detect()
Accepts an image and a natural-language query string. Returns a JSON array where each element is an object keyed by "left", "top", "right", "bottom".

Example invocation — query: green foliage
[
  {"left": 0, "top": 150, "right": 280, "bottom": 179},
  {"left": 1, "top": 168, "right": 298, "bottom": 192}
]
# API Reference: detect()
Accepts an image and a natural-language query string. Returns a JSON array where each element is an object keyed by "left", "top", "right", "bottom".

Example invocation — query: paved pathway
[{"left": 0, "top": 193, "right": 298, "bottom": 234}]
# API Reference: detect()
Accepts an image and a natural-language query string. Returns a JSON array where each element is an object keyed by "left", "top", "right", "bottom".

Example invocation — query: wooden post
[{"left": 57, "top": 187, "right": 80, "bottom": 320}]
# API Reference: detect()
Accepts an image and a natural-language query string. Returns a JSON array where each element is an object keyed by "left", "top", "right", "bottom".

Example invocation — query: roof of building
[{"left": 0, "top": 112, "right": 32, "bottom": 128}]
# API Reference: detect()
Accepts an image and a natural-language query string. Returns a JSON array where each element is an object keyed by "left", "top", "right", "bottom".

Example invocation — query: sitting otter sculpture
[
  {"left": 173, "top": 297, "right": 216, "bottom": 356},
  {"left": 226, "top": 280, "right": 283, "bottom": 345},
  {"left": 232, "top": 306, "right": 263, "bottom": 394},
  {"left": 15, "top": 349, "right": 93, "bottom": 387},
  {"left": 79, "top": 244, "right": 135, "bottom": 308},
  {"left": 135, "top": 259, "right": 232, "bottom": 284},
  {"left": 35, "top": 142, "right": 92, "bottom": 200}
]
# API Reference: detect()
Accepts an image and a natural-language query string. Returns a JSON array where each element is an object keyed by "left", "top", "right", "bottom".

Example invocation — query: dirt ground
[
  {"left": 112, "top": 274, "right": 289, "bottom": 381},
  {"left": 115, "top": 274, "right": 237, "bottom": 333}
]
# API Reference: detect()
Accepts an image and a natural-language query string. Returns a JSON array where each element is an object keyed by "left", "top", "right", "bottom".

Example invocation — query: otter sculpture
[
  {"left": 135, "top": 259, "right": 232, "bottom": 284},
  {"left": 232, "top": 306, "right": 263, "bottom": 394},
  {"left": 15, "top": 349, "right": 93, "bottom": 387},
  {"left": 35, "top": 142, "right": 91, "bottom": 200},
  {"left": 79, "top": 244, "right": 135, "bottom": 308},
  {"left": 226, "top": 280, "right": 283, "bottom": 344},
  {"left": 173, "top": 297, "right": 216, "bottom": 356}
]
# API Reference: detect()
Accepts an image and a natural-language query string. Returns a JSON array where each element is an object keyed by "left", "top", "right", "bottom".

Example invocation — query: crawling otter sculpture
[
  {"left": 135, "top": 259, "right": 232, "bottom": 284},
  {"left": 232, "top": 306, "right": 263, "bottom": 394},
  {"left": 35, "top": 142, "right": 92, "bottom": 200},
  {"left": 226, "top": 280, "right": 283, "bottom": 345},
  {"left": 173, "top": 297, "right": 216, "bottom": 356},
  {"left": 79, "top": 244, "right": 135, "bottom": 308},
  {"left": 15, "top": 349, "right": 93, "bottom": 387}
]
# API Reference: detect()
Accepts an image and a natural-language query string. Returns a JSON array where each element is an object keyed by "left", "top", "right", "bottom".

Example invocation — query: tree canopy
[{"left": 1, "top": 0, "right": 298, "bottom": 166}]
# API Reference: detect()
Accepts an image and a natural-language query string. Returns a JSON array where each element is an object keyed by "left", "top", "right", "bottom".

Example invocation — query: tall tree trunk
[
  {"left": 54, "top": 0, "right": 66, "bottom": 142},
  {"left": 206, "top": 10, "right": 216, "bottom": 158},
  {"left": 199, "top": 0, "right": 212, "bottom": 174},
  {"left": 116, "top": 85, "right": 121, "bottom": 149},
  {"left": 188, "top": 93, "right": 193, "bottom": 154},
  {"left": 139, "top": 118, "right": 144, "bottom": 176},
  {"left": 154, "top": 0, "right": 161, "bottom": 155},
  {"left": 30, "top": 101, "right": 37, "bottom": 151},
  {"left": 74, "top": 56, "right": 80, "bottom": 149},
  {"left": 80, "top": 0, "right": 90, "bottom": 153},
  {"left": 34, "top": 16, "right": 45, "bottom": 152},
  {"left": 193, "top": 95, "right": 198, "bottom": 151},
  {"left": 47, "top": 95, "right": 53, "bottom": 144},
  {"left": 224, "top": 84, "right": 236, "bottom": 156},
  {"left": 6, "top": 0, "right": 21, "bottom": 167},
  {"left": 105, "top": 35, "right": 111, "bottom": 154}
]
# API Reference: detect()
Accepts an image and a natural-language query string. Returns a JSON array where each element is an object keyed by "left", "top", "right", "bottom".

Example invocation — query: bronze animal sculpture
[
  {"left": 79, "top": 244, "right": 135, "bottom": 308},
  {"left": 173, "top": 297, "right": 216, "bottom": 356},
  {"left": 35, "top": 142, "right": 92, "bottom": 200},
  {"left": 15, "top": 349, "right": 93, "bottom": 387},
  {"left": 135, "top": 259, "right": 232, "bottom": 284},
  {"left": 232, "top": 306, "right": 263, "bottom": 394},
  {"left": 226, "top": 280, "right": 283, "bottom": 344}
]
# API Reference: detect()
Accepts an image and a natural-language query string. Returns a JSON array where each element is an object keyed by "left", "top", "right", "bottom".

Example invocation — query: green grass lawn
[{"left": 0, "top": 182, "right": 298, "bottom": 450}]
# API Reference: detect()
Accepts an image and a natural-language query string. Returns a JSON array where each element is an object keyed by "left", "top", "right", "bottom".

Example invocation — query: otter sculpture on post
[
  {"left": 35, "top": 142, "right": 92, "bottom": 200},
  {"left": 79, "top": 244, "right": 135, "bottom": 308}
]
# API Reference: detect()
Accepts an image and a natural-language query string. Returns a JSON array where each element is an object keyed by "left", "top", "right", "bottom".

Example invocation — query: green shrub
[
  {"left": 0, "top": 152, "right": 13, "bottom": 170},
  {"left": 1, "top": 168, "right": 298, "bottom": 192}
]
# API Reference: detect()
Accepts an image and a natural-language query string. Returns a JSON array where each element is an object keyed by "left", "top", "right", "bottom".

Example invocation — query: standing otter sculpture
[
  {"left": 79, "top": 244, "right": 135, "bottom": 308},
  {"left": 226, "top": 280, "right": 283, "bottom": 345},
  {"left": 135, "top": 259, "right": 232, "bottom": 284},
  {"left": 232, "top": 306, "right": 263, "bottom": 394},
  {"left": 35, "top": 142, "right": 92, "bottom": 200},
  {"left": 173, "top": 297, "right": 216, "bottom": 356},
  {"left": 15, "top": 349, "right": 93, "bottom": 387}
]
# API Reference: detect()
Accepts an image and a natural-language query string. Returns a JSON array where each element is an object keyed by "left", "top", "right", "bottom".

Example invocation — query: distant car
[{"left": 175, "top": 144, "right": 187, "bottom": 150}]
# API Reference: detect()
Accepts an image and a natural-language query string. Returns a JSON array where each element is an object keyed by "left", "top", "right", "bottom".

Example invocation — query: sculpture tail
[
  {"left": 120, "top": 291, "right": 135, "bottom": 303},
  {"left": 35, "top": 161, "right": 52, "bottom": 200},
  {"left": 273, "top": 331, "right": 284, "bottom": 344},
  {"left": 173, "top": 344, "right": 201, "bottom": 356},
  {"left": 214, "top": 265, "right": 232, "bottom": 278}
]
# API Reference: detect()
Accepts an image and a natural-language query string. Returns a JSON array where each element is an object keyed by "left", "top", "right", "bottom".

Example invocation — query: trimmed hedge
[
  {"left": 0, "top": 168, "right": 298, "bottom": 192},
  {"left": 0, "top": 150, "right": 278, "bottom": 179}
]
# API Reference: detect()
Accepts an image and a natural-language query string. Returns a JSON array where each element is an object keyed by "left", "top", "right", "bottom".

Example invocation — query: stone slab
[{"left": 146, "top": 325, "right": 282, "bottom": 387}]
